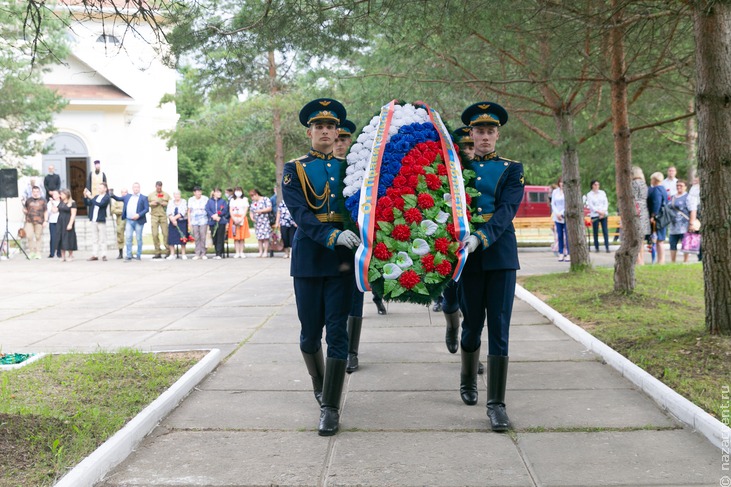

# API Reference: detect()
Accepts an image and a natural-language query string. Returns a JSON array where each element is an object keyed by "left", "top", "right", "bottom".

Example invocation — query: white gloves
[
  {"left": 464, "top": 235, "right": 480, "bottom": 254},
  {"left": 336, "top": 230, "right": 361, "bottom": 249}
]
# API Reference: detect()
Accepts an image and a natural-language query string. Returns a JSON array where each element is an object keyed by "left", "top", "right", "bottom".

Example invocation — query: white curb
[
  {"left": 516, "top": 284, "right": 730, "bottom": 450},
  {"left": 54, "top": 348, "right": 222, "bottom": 487}
]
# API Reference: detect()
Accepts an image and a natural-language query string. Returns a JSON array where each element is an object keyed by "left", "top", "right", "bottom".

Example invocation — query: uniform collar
[
  {"left": 309, "top": 148, "right": 334, "bottom": 160},
  {"left": 473, "top": 151, "right": 497, "bottom": 162}
]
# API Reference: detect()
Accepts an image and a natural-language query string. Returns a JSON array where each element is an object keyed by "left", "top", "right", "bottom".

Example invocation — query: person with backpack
[{"left": 648, "top": 172, "right": 668, "bottom": 264}]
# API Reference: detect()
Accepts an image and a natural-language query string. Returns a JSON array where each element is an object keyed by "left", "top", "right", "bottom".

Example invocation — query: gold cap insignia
[
  {"left": 319, "top": 100, "right": 331, "bottom": 106},
  {"left": 478, "top": 104, "right": 490, "bottom": 109}
]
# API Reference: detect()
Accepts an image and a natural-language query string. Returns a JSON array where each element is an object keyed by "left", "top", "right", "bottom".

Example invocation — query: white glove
[
  {"left": 336, "top": 230, "right": 361, "bottom": 249},
  {"left": 464, "top": 235, "right": 480, "bottom": 254}
]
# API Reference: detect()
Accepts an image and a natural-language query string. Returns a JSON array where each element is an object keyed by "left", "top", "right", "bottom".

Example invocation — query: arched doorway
[{"left": 43, "top": 133, "right": 89, "bottom": 215}]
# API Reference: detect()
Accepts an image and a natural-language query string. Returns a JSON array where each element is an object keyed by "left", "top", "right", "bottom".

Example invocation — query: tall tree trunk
[
  {"left": 693, "top": 1, "right": 731, "bottom": 336},
  {"left": 556, "top": 110, "right": 590, "bottom": 270},
  {"left": 609, "top": 1, "right": 639, "bottom": 294},
  {"left": 686, "top": 98, "right": 698, "bottom": 181},
  {"left": 269, "top": 50, "right": 284, "bottom": 205}
]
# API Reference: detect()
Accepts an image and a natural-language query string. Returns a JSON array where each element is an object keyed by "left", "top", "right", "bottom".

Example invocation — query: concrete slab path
[{"left": 0, "top": 248, "right": 723, "bottom": 486}]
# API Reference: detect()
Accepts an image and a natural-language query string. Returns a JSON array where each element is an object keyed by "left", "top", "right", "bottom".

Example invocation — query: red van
[{"left": 516, "top": 185, "right": 551, "bottom": 218}]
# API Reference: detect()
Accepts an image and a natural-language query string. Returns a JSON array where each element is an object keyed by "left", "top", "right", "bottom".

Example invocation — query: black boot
[
  {"left": 117, "top": 249, "right": 123, "bottom": 260},
  {"left": 318, "top": 358, "right": 346, "bottom": 436},
  {"left": 346, "top": 316, "right": 363, "bottom": 373},
  {"left": 459, "top": 346, "right": 480, "bottom": 405},
  {"left": 486, "top": 355, "right": 511, "bottom": 432},
  {"left": 373, "top": 296, "right": 387, "bottom": 315},
  {"left": 302, "top": 349, "right": 325, "bottom": 405},
  {"left": 444, "top": 311, "right": 460, "bottom": 354}
]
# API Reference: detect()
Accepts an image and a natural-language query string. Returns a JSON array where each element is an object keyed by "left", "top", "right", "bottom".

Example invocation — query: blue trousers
[
  {"left": 440, "top": 280, "right": 460, "bottom": 314},
  {"left": 294, "top": 275, "right": 354, "bottom": 360},
  {"left": 125, "top": 220, "right": 144, "bottom": 258},
  {"left": 458, "top": 269, "right": 516, "bottom": 356}
]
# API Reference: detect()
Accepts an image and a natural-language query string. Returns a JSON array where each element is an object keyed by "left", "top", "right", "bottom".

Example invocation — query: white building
[{"left": 32, "top": 6, "right": 178, "bottom": 215}]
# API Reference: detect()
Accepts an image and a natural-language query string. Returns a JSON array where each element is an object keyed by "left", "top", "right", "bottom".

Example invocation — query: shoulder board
[
  {"left": 286, "top": 155, "right": 308, "bottom": 164},
  {"left": 500, "top": 157, "right": 520, "bottom": 164}
]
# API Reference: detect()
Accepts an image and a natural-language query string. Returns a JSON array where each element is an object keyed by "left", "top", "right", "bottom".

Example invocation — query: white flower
[
  {"left": 420, "top": 220, "right": 438, "bottom": 236},
  {"left": 395, "top": 252, "right": 413, "bottom": 269},
  {"left": 443, "top": 193, "right": 452, "bottom": 207},
  {"left": 411, "top": 238, "right": 430, "bottom": 255},
  {"left": 382, "top": 263, "right": 403, "bottom": 279},
  {"left": 435, "top": 211, "right": 450, "bottom": 224}
]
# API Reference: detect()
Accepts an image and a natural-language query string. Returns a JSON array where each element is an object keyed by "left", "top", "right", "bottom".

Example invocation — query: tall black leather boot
[
  {"left": 373, "top": 294, "right": 387, "bottom": 315},
  {"left": 486, "top": 355, "right": 511, "bottom": 432},
  {"left": 302, "top": 349, "right": 325, "bottom": 405},
  {"left": 444, "top": 311, "right": 460, "bottom": 354},
  {"left": 459, "top": 345, "right": 480, "bottom": 405},
  {"left": 318, "top": 358, "right": 347, "bottom": 436},
  {"left": 346, "top": 316, "right": 363, "bottom": 373}
]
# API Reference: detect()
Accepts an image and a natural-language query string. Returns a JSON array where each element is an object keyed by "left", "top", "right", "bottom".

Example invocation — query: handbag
[
  {"left": 681, "top": 232, "right": 701, "bottom": 254},
  {"left": 269, "top": 228, "right": 284, "bottom": 252},
  {"left": 655, "top": 205, "right": 673, "bottom": 230}
]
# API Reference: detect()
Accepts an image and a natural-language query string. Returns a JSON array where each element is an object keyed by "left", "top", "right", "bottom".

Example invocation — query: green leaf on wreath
[
  {"left": 417, "top": 181, "right": 427, "bottom": 193},
  {"left": 434, "top": 253, "right": 445, "bottom": 265},
  {"left": 392, "top": 208, "right": 403, "bottom": 218},
  {"left": 424, "top": 166, "right": 436, "bottom": 175},
  {"left": 390, "top": 286, "right": 406, "bottom": 299},
  {"left": 448, "top": 242, "right": 460, "bottom": 253},
  {"left": 466, "top": 187, "right": 480, "bottom": 197},
  {"left": 394, "top": 217, "right": 406, "bottom": 226},
  {"left": 402, "top": 194, "right": 417, "bottom": 209},
  {"left": 395, "top": 241, "right": 411, "bottom": 252},
  {"left": 413, "top": 283, "right": 430, "bottom": 295},
  {"left": 434, "top": 154, "right": 442, "bottom": 165},
  {"left": 424, "top": 272, "right": 442, "bottom": 284},
  {"left": 368, "top": 267, "right": 382, "bottom": 281},
  {"left": 378, "top": 221, "right": 394, "bottom": 234},
  {"left": 471, "top": 215, "right": 485, "bottom": 224},
  {"left": 424, "top": 207, "right": 439, "bottom": 220},
  {"left": 383, "top": 279, "right": 398, "bottom": 295},
  {"left": 462, "top": 169, "right": 476, "bottom": 179},
  {"left": 382, "top": 236, "right": 397, "bottom": 250}
]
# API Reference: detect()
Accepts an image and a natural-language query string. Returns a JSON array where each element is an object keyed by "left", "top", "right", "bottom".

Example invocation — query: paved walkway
[{"left": 0, "top": 249, "right": 723, "bottom": 486}]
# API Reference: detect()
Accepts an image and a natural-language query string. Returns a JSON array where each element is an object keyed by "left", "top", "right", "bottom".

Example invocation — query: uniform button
[
  {"left": 327, "top": 163, "right": 331, "bottom": 167},
  {"left": 479, "top": 164, "right": 484, "bottom": 167},
  {"left": 330, "top": 177, "right": 335, "bottom": 181},
  {"left": 331, "top": 194, "right": 335, "bottom": 198},
  {"left": 504, "top": 162, "right": 508, "bottom": 166},
  {"left": 478, "top": 207, "right": 482, "bottom": 212},
  {"left": 477, "top": 177, "right": 482, "bottom": 180},
  {"left": 303, "top": 163, "right": 307, "bottom": 168}
]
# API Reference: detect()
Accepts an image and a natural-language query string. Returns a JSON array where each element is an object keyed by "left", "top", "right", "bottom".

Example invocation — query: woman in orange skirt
[{"left": 228, "top": 186, "right": 251, "bottom": 258}]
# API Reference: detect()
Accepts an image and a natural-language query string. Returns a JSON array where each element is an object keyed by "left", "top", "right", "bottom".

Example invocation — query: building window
[{"left": 96, "top": 34, "right": 120, "bottom": 45}]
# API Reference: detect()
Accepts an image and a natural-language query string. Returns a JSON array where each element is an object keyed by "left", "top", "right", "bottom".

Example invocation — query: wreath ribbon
[{"left": 355, "top": 100, "right": 396, "bottom": 292}]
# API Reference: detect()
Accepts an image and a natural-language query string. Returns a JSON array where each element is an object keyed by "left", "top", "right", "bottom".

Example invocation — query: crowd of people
[
  {"left": 13, "top": 161, "right": 297, "bottom": 262},
  {"left": 545, "top": 165, "right": 701, "bottom": 264}
]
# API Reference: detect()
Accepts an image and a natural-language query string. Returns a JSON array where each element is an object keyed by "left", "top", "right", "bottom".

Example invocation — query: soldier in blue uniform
[
  {"left": 334, "top": 119, "right": 386, "bottom": 374},
  {"left": 459, "top": 102, "right": 524, "bottom": 432},
  {"left": 282, "top": 99, "right": 361, "bottom": 436},
  {"left": 441, "top": 126, "right": 476, "bottom": 355}
]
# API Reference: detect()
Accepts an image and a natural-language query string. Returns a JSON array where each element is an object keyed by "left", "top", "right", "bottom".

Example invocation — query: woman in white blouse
[
  {"left": 551, "top": 177, "right": 569, "bottom": 261},
  {"left": 586, "top": 180, "right": 610, "bottom": 253}
]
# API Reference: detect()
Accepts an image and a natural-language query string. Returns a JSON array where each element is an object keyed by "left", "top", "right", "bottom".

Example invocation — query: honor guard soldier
[
  {"left": 459, "top": 102, "right": 524, "bottom": 432},
  {"left": 441, "top": 126, "right": 476, "bottom": 354},
  {"left": 282, "top": 99, "right": 361, "bottom": 436}
]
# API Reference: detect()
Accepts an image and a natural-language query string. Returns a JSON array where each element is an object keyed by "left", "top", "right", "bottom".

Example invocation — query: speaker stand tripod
[{"left": 1, "top": 198, "right": 29, "bottom": 260}]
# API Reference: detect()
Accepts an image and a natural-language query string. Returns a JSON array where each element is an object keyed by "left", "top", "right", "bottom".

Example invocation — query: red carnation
[
  {"left": 378, "top": 206, "right": 395, "bottom": 222},
  {"left": 404, "top": 208, "right": 423, "bottom": 224},
  {"left": 421, "top": 254, "right": 435, "bottom": 272},
  {"left": 426, "top": 173, "right": 442, "bottom": 191},
  {"left": 392, "top": 224, "right": 411, "bottom": 241},
  {"left": 398, "top": 270, "right": 421, "bottom": 290},
  {"left": 434, "top": 237, "right": 450, "bottom": 254},
  {"left": 392, "top": 197, "right": 405, "bottom": 210},
  {"left": 386, "top": 187, "right": 401, "bottom": 199},
  {"left": 417, "top": 156, "right": 431, "bottom": 167},
  {"left": 437, "top": 164, "right": 448, "bottom": 176},
  {"left": 374, "top": 242, "right": 392, "bottom": 260},
  {"left": 400, "top": 165, "right": 413, "bottom": 176},
  {"left": 402, "top": 155, "right": 417, "bottom": 166},
  {"left": 436, "top": 260, "right": 453, "bottom": 277},
  {"left": 427, "top": 141, "right": 440, "bottom": 151},
  {"left": 400, "top": 187, "right": 416, "bottom": 195},
  {"left": 447, "top": 224, "right": 460, "bottom": 241},
  {"left": 393, "top": 175, "right": 408, "bottom": 188},
  {"left": 465, "top": 193, "right": 472, "bottom": 205},
  {"left": 407, "top": 174, "right": 420, "bottom": 188},
  {"left": 378, "top": 196, "right": 394, "bottom": 209},
  {"left": 417, "top": 193, "right": 434, "bottom": 209}
]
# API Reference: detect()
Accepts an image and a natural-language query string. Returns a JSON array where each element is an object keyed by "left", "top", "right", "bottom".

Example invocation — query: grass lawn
[
  {"left": 0, "top": 349, "right": 204, "bottom": 487},
  {"left": 520, "top": 263, "right": 730, "bottom": 420}
]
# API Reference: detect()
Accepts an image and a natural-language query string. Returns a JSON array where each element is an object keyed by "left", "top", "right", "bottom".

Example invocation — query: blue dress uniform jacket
[
  {"left": 458, "top": 153, "right": 524, "bottom": 356},
  {"left": 464, "top": 154, "right": 525, "bottom": 272},
  {"left": 282, "top": 150, "right": 354, "bottom": 278}
]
